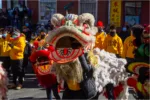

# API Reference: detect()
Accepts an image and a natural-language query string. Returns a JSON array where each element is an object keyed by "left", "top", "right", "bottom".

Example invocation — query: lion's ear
[
  {"left": 78, "top": 13, "right": 95, "bottom": 28},
  {"left": 91, "top": 27, "right": 98, "bottom": 35},
  {"left": 51, "top": 13, "right": 64, "bottom": 27}
]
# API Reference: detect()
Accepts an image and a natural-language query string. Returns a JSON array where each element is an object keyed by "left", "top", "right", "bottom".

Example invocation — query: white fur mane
[{"left": 92, "top": 48, "right": 128, "bottom": 92}]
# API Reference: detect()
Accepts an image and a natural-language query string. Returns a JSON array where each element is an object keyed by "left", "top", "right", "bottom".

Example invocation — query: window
[
  {"left": 39, "top": 0, "right": 56, "bottom": 21},
  {"left": 11, "top": 0, "right": 26, "bottom": 8},
  {"left": 80, "top": 0, "right": 97, "bottom": 21},
  {"left": 0, "top": 0, "right": 2, "bottom": 9},
  {"left": 125, "top": 2, "right": 141, "bottom": 26}
]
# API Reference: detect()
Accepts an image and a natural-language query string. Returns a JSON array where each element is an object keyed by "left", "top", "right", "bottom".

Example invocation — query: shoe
[
  {"left": 16, "top": 84, "right": 22, "bottom": 90},
  {"left": 38, "top": 83, "right": 42, "bottom": 87},
  {"left": 7, "top": 83, "right": 16, "bottom": 89}
]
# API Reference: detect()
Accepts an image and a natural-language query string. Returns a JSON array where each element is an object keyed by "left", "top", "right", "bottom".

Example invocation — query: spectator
[
  {"left": 36, "top": 23, "right": 47, "bottom": 35},
  {"left": 118, "top": 25, "right": 131, "bottom": 42},
  {"left": 103, "top": 24, "right": 123, "bottom": 56},
  {"left": 7, "top": 29, "right": 26, "bottom": 90},
  {"left": 0, "top": 28, "right": 11, "bottom": 76},
  {"left": 45, "top": 20, "right": 54, "bottom": 31},
  {"left": 22, "top": 25, "right": 31, "bottom": 42},
  {"left": 12, "top": 7, "right": 21, "bottom": 30},
  {"left": 22, "top": 6, "right": 31, "bottom": 29},
  {"left": 0, "top": 9, "right": 9, "bottom": 28},
  {"left": 36, "top": 30, "right": 47, "bottom": 41},
  {"left": 122, "top": 33, "right": 135, "bottom": 59},
  {"left": 94, "top": 21, "right": 107, "bottom": 50},
  {"left": 30, "top": 32, "right": 37, "bottom": 45},
  {"left": 7, "top": 8, "right": 13, "bottom": 25},
  {"left": 22, "top": 40, "right": 32, "bottom": 79}
]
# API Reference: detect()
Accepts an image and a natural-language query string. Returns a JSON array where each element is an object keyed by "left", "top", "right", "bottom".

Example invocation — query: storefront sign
[{"left": 110, "top": 0, "right": 122, "bottom": 27}]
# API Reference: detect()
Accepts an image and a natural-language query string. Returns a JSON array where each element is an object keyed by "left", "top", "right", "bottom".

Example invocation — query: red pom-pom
[
  {"left": 48, "top": 45, "right": 55, "bottom": 52},
  {"left": 33, "top": 41, "right": 39, "bottom": 49},
  {"left": 127, "top": 77, "right": 137, "bottom": 88}
]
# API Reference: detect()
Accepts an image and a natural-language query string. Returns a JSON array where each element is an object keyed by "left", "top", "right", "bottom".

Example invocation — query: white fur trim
[
  {"left": 78, "top": 13, "right": 95, "bottom": 27},
  {"left": 93, "top": 48, "right": 128, "bottom": 93},
  {"left": 46, "top": 26, "right": 96, "bottom": 47},
  {"left": 51, "top": 14, "right": 64, "bottom": 27}
]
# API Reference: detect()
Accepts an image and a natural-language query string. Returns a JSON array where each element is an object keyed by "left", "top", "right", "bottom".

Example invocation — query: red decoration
[
  {"left": 30, "top": 50, "right": 58, "bottom": 89},
  {"left": 103, "top": 83, "right": 124, "bottom": 99},
  {"left": 33, "top": 41, "right": 39, "bottom": 49},
  {"left": 48, "top": 45, "right": 55, "bottom": 52},
  {"left": 97, "top": 21, "right": 104, "bottom": 27}
]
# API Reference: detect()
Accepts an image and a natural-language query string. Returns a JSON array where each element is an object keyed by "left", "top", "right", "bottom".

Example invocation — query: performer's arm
[{"left": 79, "top": 54, "right": 91, "bottom": 72}]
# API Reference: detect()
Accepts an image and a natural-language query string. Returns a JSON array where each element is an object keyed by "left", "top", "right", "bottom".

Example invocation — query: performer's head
[
  {"left": 109, "top": 24, "right": 116, "bottom": 37},
  {"left": 131, "top": 25, "right": 144, "bottom": 47},
  {"left": 97, "top": 21, "right": 104, "bottom": 33},
  {"left": 40, "top": 30, "right": 46, "bottom": 39}
]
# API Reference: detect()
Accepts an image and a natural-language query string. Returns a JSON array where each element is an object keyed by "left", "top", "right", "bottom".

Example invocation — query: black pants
[
  {"left": 22, "top": 55, "right": 29, "bottom": 77},
  {"left": 11, "top": 59, "right": 24, "bottom": 85},
  {"left": 0, "top": 57, "right": 11, "bottom": 75},
  {"left": 46, "top": 84, "right": 60, "bottom": 100},
  {"left": 105, "top": 83, "right": 115, "bottom": 100},
  {"left": 62, "top": 88, "right": 86, "bottom": 99}
]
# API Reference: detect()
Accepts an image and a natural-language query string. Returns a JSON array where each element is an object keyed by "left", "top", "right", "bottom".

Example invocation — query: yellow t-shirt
[
  {"left": 9, "top": 35, "right": 26, "bottom": 60},
  {"left": 94, "top": 31, "right": 106, "bottom": 50},
  {"left": 103, "top": 34, "right": 123, "bottom": 55},
  {"left": 67, "top": 80, "right": 81, "bottom": 91},
  {"left": 122, "top": 35, "right": 135, "bottom": 58},
  {"left": 0, "top": 38, "right": 11, "bottom": 57}
]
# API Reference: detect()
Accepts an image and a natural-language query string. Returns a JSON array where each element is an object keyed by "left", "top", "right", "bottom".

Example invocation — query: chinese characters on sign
[{"left": 110, "top": 0, "right": 121, "bottom": 27}]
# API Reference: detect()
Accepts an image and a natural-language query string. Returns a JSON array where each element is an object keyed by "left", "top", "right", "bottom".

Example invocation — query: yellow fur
[{"left": 87, "top": 50, "right": 99, "bottom": 67}]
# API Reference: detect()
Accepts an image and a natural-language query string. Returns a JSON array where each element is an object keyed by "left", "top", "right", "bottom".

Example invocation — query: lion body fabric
[
  {"left": 88, "top": 48, "right": 129, "bottom": 99},
  {"left": 0, "top": 62, "right": 8, "bottom": 100}
]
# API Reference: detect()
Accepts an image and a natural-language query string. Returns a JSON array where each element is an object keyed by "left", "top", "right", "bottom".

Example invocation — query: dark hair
[
  {"left": 110, "top": 24, "right": 116, "bottom": 30},
  {"left": 132, "top": 25, "right": 144, "bottom": 46},
  {"left": 0, "top": 28, "right": 4, "bottom": 31},
  {"left": 40, "top": 29, "right": 46, "bottom": 33},
  {"left": 132, "top": 25, "right": 144, "bottom": 35},
  {"left": 11, "top": 27, "right": 20, "bottom": 33}
]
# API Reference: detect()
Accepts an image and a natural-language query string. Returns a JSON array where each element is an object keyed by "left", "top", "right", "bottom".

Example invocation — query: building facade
[{"left": 2, "top": 0, "right": 150, "bottom": 27}]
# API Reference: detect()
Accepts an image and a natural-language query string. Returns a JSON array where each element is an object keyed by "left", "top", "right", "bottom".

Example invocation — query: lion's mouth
[
  {"left": 36, "top": 56, "right": 51, "bottom": 75},
  {"left": 50, "top": 36, "right": 83, "bottom": 64},
  {"left": 55, "top": 36, "right": 82, "bottom": 49}
]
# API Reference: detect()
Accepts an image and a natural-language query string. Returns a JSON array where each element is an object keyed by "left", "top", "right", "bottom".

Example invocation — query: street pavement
[{"left": 8, "top": 64, "right": 135, "bottom": 100}]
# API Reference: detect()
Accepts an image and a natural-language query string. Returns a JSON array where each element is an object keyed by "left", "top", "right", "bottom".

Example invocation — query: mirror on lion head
[{"left": 46, "top": 13, "right": 98, "bottom": 63}]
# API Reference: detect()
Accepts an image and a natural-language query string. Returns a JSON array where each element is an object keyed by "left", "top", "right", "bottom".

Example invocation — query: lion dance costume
[
  {"left": 0, "top": 62, "right": 8, "bottom": 100},
  {"left": 30, "top": 40, "right": 60, "bottom": 99},
  {"left": 44, "top": 13, "right": 129, "bottom": 99}
]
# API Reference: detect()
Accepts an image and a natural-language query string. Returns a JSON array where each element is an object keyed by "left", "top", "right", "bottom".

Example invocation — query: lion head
[{"left": 46, "top": 13, "right": 97, "bottom": 63}]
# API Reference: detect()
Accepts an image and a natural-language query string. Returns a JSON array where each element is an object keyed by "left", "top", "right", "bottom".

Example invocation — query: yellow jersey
[{"left": 103, "top": 34, "right": 123, "bottom": 55}]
